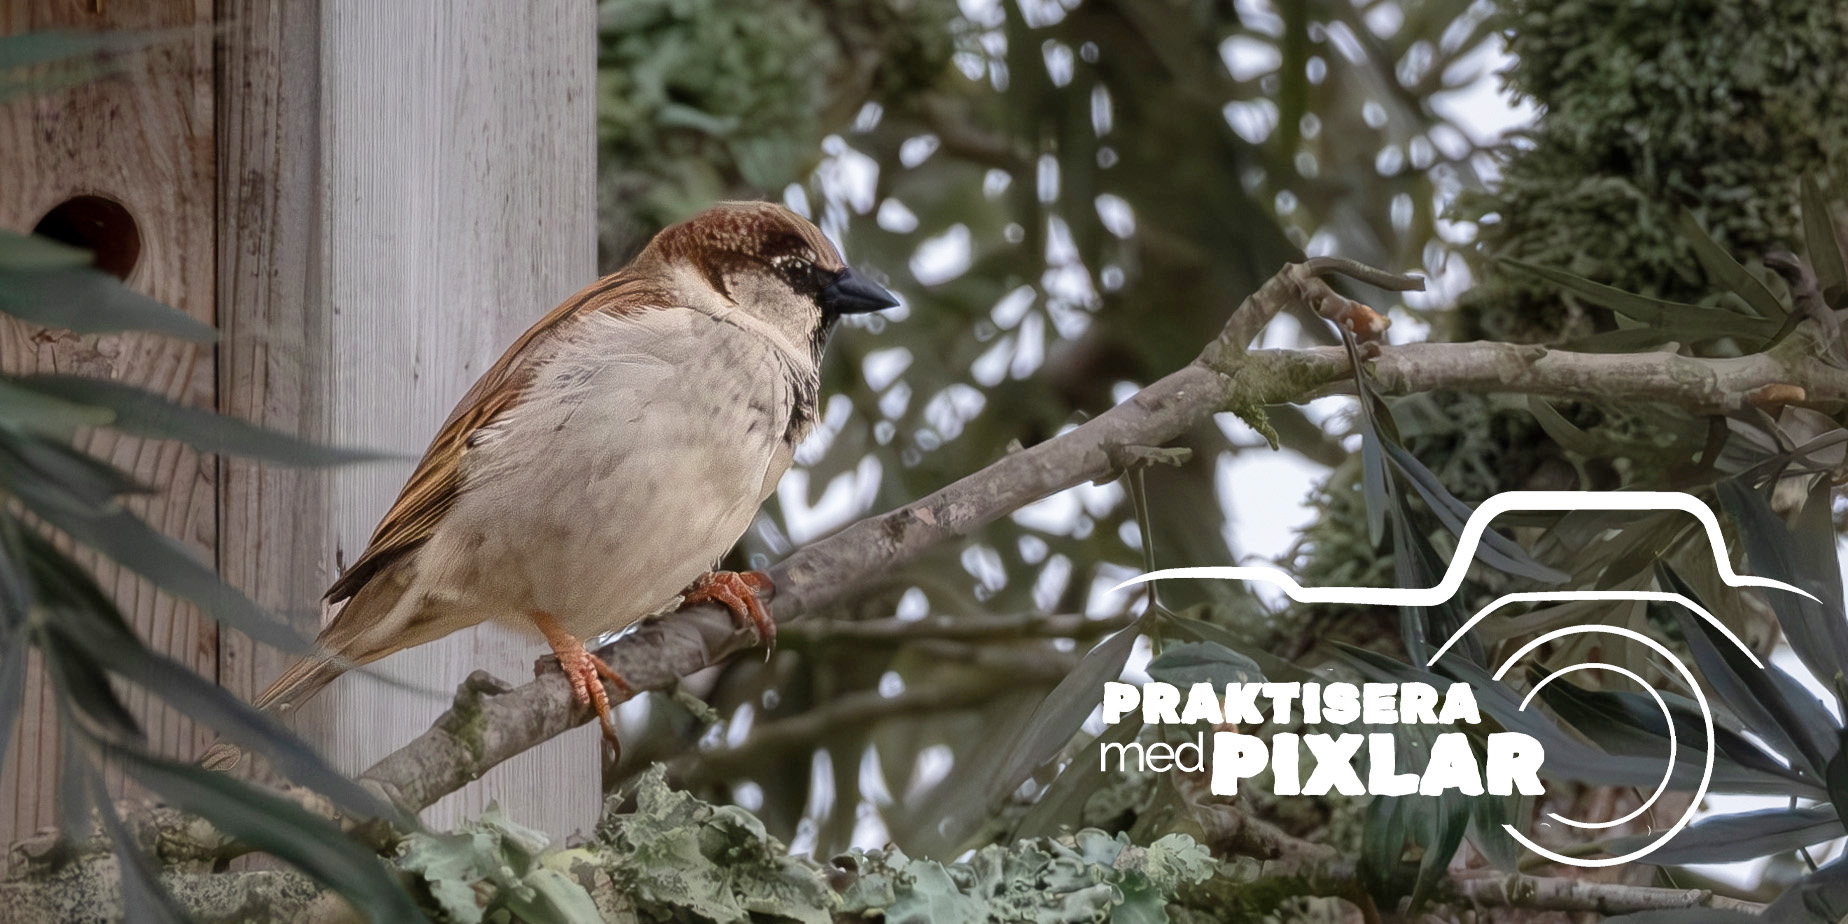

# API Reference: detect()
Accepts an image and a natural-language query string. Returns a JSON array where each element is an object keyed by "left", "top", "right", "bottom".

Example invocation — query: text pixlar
[{"left": 1100, "top": 681, "right": 1545, "bottom": 798}]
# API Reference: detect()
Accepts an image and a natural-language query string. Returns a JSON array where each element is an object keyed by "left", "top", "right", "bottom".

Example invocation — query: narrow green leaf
[
  {"left": 1599, "top": 680, "right": 1796, "bottom": 782},
  {"left": 1163, "top": 613, "right": 1320, "bottom": 684},
  {"left": 1717, "top": 479, "right": 1848, "bottom": 687},
  {"left": 0, "top": 230, "right": 92, "bottom": 272},
  {"left": 1535, "top": 671, "right": 1683, "bottom": 757},
  {"left": 39, "top": 627, "right": 142, "bottom": 741},
  {"left": 1765, "top": 854, "right": 1848, "bottom": 924},
  {"left": 1661, "top": 567, "right": 1837, "bottom": 779},
  {"left": 105, "top": 745, "right": 424, "bottom": 924},
  {"left": 1503, "top": 258, "right": 1772, "bottom": 342},
  {"left": 0, "top": 516, "right": 28, "bottom": 628},
  {"left": 0, "top": 635, "right": 27, "bottom": 762},
  {"left": 1801, "top": 174, "right": 1847, "bottom": 308},
  {"left": 991, "top": 620, "right": 1143, "bottom": 802},
  {"left": 1775, "top": 431, "right": 1848, "bottom": 481},
  {"left": 1825, "top": 747, "right": 1848, "bottom": 837},
  {"left": 1534, "top": 666, "right": 1804, "bottom": 793},
  {"left": 0, "top": 377, "right": 115, "bottom": 434},
  {"left": 1391, "top": 504, "right": 1477, "bottom": 666},
  {"left": 1012, "top": 719, "right": 1142, "bottom": 840},
  {"left": 1367, "top": 650, "right": 1786, "bottom": 794},
  {"left": 1409, "top": 769, "right": 1468, "bottom": 911},
  {"left": 28, "top": 537, "right": 400, "bottom": 825},
  {"left": 1678, "top": 208, "right": 1788, "bottom": 322},
  {"left": 90, "top": 774, "right": 189, "bottom": 924},
  {"left": 1620, "top": 805, "right": 1841, "bottom": 866},
  {"left": 1344, "top": 330, "right": 1390, "bottom": 547},
  {"left": 1526, "top": 397, "right": 1607, "bottom": 458},
  {"left": 6, "top": 468, "right": 314, "bottom": 653},
  {"left": 1467, "top": 793, "right": 1523, "bottom": 873},
  {"left": 113, "top": 644, "right": 399, "bottom": 824},
  {"left": 0, "top": 29, "right": 163, "bottom": 71},
  {"left": 56, "top": 715, "right": 93, "bottom": 841},
  {"left": 0, "top": 267, "right": 216, "bottom": 341},
  {"left": 1380, "top": 438, "right": 1568, "bottom": 583},
  {"left": 1791, "top": 475, "right": 1847, "bottom": 617},
  {"left": 0, "top": 428, "right": 150, "bottom": 512},
  {"left": 1145, "top": 641, "right": 1263, "bottom": 689},
  {"left": 15, "top": 375, "right": 398, "bottom": 466},
  {"left": 1555, "top": 326, "right": 1684, "bottom": 353},
  {"left": 1359, "top": 789, "right": 1409, "bottom": 902},
  {"left": 0, "top": 29, "right": 180, "bottom": 103},
  {"left": 0, "top": 436, "right": 312, "bottom": 653}
]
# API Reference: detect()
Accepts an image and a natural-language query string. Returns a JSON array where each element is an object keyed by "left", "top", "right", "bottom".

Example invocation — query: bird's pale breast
[{"left": 409, "top": 306, "right": 798, "bottom": 640}]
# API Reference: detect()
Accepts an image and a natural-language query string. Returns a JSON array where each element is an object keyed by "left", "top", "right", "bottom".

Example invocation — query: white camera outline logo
[{"left": 1113, "top": 491, "right": 1817, "bottom": 869}]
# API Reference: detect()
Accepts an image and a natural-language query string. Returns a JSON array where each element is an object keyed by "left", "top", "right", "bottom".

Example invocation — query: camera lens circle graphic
[
  {"left": 1518, "top": 661, "right": 1675, "bottom": 831},
  {"left": 1493, "top": 624, "right": 1715, "bottom": 869}
]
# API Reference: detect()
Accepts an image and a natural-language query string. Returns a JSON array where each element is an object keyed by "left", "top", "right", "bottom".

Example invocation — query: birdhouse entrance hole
[{"left": 33, "top": 194, "right": 141, "bottom": 280}]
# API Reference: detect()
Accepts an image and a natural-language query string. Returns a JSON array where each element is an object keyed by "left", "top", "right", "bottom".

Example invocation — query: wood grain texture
[
  {"left": 311, "top": 0, "right": 599, "bottom": 836},
  {"left": 0, "top": 0, "right": 216, "bottom": 845},
  {"left": 214, "top": 0, "right": 329, "bottom": 769}
]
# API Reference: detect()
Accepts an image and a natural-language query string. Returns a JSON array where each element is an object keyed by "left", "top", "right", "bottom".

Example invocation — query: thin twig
[
  {"left": 782, "top": 612, "right": 1132, "bottom": 644},
  {"left": 1444, "top": 870, "right": 1763, "bottom": 915},
  {"left": 1192, "top": 799, "right": 1762, "bottom": 916},
  {"left": 672, "top": 653, "right": 1074, "bottom": 783}
]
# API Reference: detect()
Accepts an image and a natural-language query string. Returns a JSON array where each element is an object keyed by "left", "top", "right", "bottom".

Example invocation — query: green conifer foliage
[{"left": 1458, "top": 0, "right": 1848, "bottom": 341}]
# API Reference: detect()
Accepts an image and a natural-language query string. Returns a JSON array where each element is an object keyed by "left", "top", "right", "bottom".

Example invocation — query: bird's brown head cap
[{"left": 644, "top": 201, "right": 898, "bottom": 316}]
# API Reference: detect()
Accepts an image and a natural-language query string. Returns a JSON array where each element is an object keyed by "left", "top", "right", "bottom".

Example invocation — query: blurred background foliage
[
  {"left": 592, "top": 0, "right": 1530, "bottom": 859},
  {"left": 1293, "top": 0, "right": 1848, "bottom": 663},
  {"left": 588, "top": 0, "right": 1373, "bottom": 851},
  {"left": 588, "top": 0, "right": 1848, "bottom": 910}
]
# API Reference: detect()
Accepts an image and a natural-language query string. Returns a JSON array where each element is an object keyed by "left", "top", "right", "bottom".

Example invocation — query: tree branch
[
  {"left": 671, "top": 649, "right": 1075, "bottom": 784},
  {"left": 781, "top": 611, "right": 1132, "bottom": 644},
  {"left": 353, "top": 261, "right": 1380, "bottom": 814},
  {"left": 355, "top": 260, "right": 1848, "bottom": 816},
  {"left": 1443, "top": 870, "right": 1763, "bottom": 915},
  {"left": 1301, "top": 339, "right": 1848, "bottom": 413},
  {"left": 1190, "top": 796, "right": 1764, "bottom": 916},
  {"left": 1255, "top": 861, "right": 1767, "bottom": 916}
]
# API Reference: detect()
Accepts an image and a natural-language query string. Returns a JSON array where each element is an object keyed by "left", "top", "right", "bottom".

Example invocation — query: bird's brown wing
[{"left": 325, "top": 271, "right": 668, "bottom": 604}]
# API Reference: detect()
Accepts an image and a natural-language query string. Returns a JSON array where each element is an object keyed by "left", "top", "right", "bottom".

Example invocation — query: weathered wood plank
[
  {"left": 310, "top": 0, "right": 600, "bottom": 835},
  {"left": 0, "top": 0, "right": 217, "bottom": 845},
  {"left": 214, "top": 0, "right": 330, "bottom": 764}
]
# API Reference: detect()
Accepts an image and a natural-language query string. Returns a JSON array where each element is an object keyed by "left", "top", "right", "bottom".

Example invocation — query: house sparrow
[{"left": 210, "top": 201, "right": 897, "bottom": 764}]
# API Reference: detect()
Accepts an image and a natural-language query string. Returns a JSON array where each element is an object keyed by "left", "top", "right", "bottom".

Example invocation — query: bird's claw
[
  {"left": 554, "top": 645, "right": 630, "bottom": 760},
  {"left": 682, "top": 570, "right": 777, "bottom": 652}
]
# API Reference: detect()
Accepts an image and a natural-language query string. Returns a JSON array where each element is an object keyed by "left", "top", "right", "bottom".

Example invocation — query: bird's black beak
[{"left": 819, "top": 266, "right": 900, "bottom": 315}]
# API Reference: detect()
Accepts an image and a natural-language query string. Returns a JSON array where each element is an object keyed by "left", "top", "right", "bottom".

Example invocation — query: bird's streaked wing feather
[{"left": 325, "top": 271, "right": 668, "bottom": 604}]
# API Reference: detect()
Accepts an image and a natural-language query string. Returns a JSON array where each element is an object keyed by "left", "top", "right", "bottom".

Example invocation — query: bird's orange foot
[
  {"left": 533, "top": 612, "right": 632, "bottom": 758},
  {"left": 555, "top": 646, "right": 633, "bottom": 757},
  {"left": 681, "top": 570, "right": 776, "bottom": 649}
]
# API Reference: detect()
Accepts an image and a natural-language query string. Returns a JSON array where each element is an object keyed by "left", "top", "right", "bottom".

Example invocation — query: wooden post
[
  {"left": 307, "top": 0, "right": 600, "bottom": 834},
  {"left": 4, "top": 0, "right": 599, "bottom": 842},
  {"left": 216, "top": 0, "right": 331, "bottom": 772}
]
